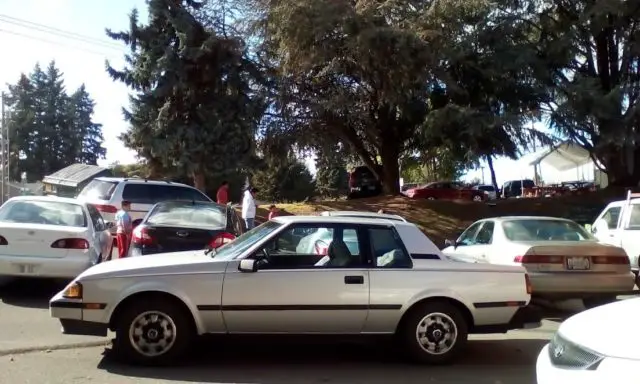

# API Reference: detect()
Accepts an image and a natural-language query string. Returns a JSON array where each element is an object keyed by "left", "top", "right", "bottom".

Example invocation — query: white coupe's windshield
[
  {"left": 503, "top": 219, "right": 595, "bottom": 242},
  {"left": 212, "top": 221, "right": 283, "bottom": 260}
]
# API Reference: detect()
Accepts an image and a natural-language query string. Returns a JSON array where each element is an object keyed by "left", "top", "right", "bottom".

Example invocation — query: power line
[
  {"left": 0, "top": 28, "right": 123, "bottom": 59},
  {"left": 0, "top": 13, "right": 122, "bottom": 50}
]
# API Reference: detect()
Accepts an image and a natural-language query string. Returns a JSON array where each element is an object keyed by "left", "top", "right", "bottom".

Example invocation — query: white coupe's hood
[
  {"left": 559, "top": 298, "right": 640, "bottom": 360},
  {"left": 77, "top": 250, "right": 222, "bottom": 280}
]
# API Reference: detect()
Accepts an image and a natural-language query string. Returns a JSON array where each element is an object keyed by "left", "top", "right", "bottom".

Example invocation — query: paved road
[
  {"left": 0, "top": 329, "right": 557, "bottom": 384},
  {"left": 0, "top": 277, "right": 561, "bottom": 383}
]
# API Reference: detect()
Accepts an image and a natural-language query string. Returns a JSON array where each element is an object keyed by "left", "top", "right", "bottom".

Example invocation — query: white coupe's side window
[{"left": 369, "top": 227, "right": 412, "bottom": 268}]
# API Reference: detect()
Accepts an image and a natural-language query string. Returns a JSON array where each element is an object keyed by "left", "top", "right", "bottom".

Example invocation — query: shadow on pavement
[
  {"left": 0, "top": 278, "right": 67, "bottom": 309},
  {"left": 98, "top": 336, "right": 546, "bottom": 384}
]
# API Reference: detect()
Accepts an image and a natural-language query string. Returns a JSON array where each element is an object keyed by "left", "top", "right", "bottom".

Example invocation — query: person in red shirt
[
  {"left": 268, "top": 204, "right": 279, "bottom": 220},
  {"left": 216, "top": 181, "right": 229, "bottom": 204}
]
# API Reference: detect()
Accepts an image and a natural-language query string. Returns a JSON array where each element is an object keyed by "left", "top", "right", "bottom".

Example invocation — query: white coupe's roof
[
  {"left": 272, "top": 215, "right": 407, "bottom": 226},
  {"left": 490, "top": 216, "right": 577, "bottom": 222},
  {"left": 320, "top": 210, "right": 408, "bottom": 222}
]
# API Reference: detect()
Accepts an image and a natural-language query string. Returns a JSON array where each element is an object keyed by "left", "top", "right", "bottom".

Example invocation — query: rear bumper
[
  {"left": 0, "top": 255, "right": 92, "bottom": 279},
  {"left": 529, "top": 272, "right": 636, "bottom": 299},
  {"left": 473, "top": 305, "right": 542, "bottom": 334}
]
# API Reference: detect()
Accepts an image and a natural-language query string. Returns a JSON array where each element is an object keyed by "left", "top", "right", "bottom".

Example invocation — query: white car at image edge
[{"left": 536, "top": 298, "right": 640, "bottom": 383}]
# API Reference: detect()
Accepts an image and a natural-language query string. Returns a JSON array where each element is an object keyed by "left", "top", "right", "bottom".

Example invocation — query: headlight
[{"left": 62, "top": 281, "right": 83, "bottom": 299}]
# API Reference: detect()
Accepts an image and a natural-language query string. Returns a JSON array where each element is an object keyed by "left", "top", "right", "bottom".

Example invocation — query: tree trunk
[
  {"left": 192, "top": 170, "right": 206, "bottom": 192},
  {"left": 486, "top": 155, "right": 498, "bottom": 192},
  {"left": 380, "top": 145, "right": 401, "bottom": 195}
]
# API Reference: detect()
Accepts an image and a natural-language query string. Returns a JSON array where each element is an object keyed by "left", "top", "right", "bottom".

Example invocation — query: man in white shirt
[{"left": 241, "top": 187, "right": 258, "bottom": 230}]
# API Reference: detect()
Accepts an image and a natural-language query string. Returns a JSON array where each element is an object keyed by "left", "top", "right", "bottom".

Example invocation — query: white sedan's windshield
[
  {"left": 503, "top": 219, "right": 595, "bottom": 242},
  {"left": 212, "top": 221, "right": 282, "bottom": 260}
]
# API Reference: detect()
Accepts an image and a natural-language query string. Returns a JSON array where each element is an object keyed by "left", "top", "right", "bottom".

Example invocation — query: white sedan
[
  {"left": 442, "top": 216, "right": 635, "bottom": 308},
  {"left": 0, "top": 196, "right": 113, "bottom": 279},
  {"left": 537, "top": 298, "right": 640, "bottom": 383}
]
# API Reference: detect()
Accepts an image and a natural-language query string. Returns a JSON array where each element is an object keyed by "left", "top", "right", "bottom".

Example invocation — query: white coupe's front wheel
[
  {"left": 399, "top": 301, "right": 468, "bottom": 364},
  {"left": 113, "top": 298, "right": 194, "bottom": 365}
]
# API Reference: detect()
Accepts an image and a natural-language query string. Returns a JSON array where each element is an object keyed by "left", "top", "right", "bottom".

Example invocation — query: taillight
[
  {"left": 94, "top": 204, "right": 117, "bottom": 214},
  {"left": 51, "top": 238, "right": 89, "bottom": 249},
  {"left": 314, "top": 240, "right": 329, "bottom": 255},
  {"left": 592, "top": 256, "right": 630, "bottom": 265},
  {"left": 0, "top": 236, "right": 8, "bottom": 245},
  {"left": 132, "top": 226, "right": 154, "bottom": 246},
  {"left": 209, "top": 232, "right": 236, "bottom": 249},
  {"left": 514, "top": 255, "right": 563, "bottom": 264},
  {"left": 524, "top": 274, "right": 532, "bottom": 295}
]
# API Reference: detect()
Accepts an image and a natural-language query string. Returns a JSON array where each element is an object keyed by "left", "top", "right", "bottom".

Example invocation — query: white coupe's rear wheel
[
  {"left": 113, "top": 297, "right": 194, "bottom": 365},
  {"left": 399, "top": 301, "right": 468, "bottom": 364}
]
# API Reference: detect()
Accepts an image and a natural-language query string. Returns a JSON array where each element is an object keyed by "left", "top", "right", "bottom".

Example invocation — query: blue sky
[{"left": 0, "top": 0, "right": 591, "bottom": 185}]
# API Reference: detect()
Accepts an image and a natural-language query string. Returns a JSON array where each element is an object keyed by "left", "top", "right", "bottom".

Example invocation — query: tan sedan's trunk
[{"left": 516, "top": 241, "right": 629, "bottom": 274}]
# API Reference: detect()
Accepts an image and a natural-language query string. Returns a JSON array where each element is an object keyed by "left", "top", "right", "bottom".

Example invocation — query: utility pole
[
  {"left": 0, "top": 92, "right": 9, "bottom": 205},
  {"left": 1, "top": 92, "right": 5, "bottom": 205}
]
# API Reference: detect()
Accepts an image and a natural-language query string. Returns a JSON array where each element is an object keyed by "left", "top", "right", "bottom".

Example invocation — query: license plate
[
  {"left": 15, "top": 263, "right": 36, "bottom": 274},
  {"left": 566, "top": 257, "right": 591, "bottom": 270}
]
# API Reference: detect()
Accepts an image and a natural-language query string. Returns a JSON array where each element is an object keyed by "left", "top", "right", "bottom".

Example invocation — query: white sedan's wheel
[
  {"left": 399, "top": 301, "right": 468, "bottom": 364},
  {"left": 114, "top": 298, "right": 194, "bottom": 365}
]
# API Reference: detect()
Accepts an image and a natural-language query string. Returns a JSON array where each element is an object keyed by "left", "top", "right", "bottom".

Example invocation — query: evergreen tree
[
  {"left": 106, "top": 0, "right": 264, "bottom": 191},
  {"left": 314, "top": 144, "right": 348, "bottom": 198},
  {"left": 4, "top": 61, "right": 105, "bottom": 181}
]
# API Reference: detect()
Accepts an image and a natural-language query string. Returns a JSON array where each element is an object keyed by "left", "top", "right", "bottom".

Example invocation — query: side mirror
[
  {"left": 593, "top": 219, "right": 609, "bottom": 235},
  {"left": 238, "top": 259, "right": 258, "bottom": 273},
  {"left": 444, "top": 239, "right": 457, "bottom": 248},
  {"left": 105, "top": 221, "right": 115, "bottom": 230}
]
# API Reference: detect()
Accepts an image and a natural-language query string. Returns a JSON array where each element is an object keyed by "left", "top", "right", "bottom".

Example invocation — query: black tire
[
  {"left": 112, "top": 297, "right": 195, "bottom": 366},
  {"left": 427, "top": 197, "right": 436, "bottom": 201},
  {"left": 398, "top": 301, "right": 468, "bottom": 365},
  {"left": 472, "top": 194, "right": 483, "bottom": 202},
  {"left": 583, "top": 296, "right": 617, "bottom": 309}
]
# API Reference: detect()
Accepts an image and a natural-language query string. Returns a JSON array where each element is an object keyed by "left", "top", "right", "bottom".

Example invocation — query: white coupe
[
  {"left": 50, "top": 215, "right": 540, "bottom": 365},
  {"left": 0, "top": 196, "right": 113, "bottom": 279},
  {"left": 537, "top": 298, "right": 640, "bottom": 383}
]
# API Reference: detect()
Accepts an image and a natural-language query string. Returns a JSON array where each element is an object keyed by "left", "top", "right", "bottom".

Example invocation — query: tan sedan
[{"left": 442, "top": 216, "right": 636, "bottom": 308}]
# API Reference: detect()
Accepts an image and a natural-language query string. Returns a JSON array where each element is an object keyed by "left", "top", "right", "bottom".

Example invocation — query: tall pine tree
[
  {"left": 106, "top": 0, "right": 264, "bottom": 191},
  {"left": 4, "top": 61, "right": 106, "bottom": 181}
]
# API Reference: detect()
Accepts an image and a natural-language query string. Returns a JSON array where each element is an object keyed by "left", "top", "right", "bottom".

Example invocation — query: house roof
[{"left": 42, "top": 164, "right": 109, "bottom": 187}]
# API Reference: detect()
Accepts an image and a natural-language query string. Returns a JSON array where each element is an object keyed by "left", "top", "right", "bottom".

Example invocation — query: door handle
[{"left": 344, "top": 275, "right": 364, "bottom": 284}]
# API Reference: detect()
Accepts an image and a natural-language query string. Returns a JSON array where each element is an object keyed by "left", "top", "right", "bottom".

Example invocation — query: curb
[{"left": 0, "top": 340, "right": 110, "bottom": 357}]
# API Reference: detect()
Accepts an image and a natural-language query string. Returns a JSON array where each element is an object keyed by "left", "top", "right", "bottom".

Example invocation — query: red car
[{"left": 405, "top": 181, "right": 486, "bottom": 202}]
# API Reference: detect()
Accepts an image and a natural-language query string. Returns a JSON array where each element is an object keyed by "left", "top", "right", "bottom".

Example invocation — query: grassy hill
[{"left": 255, "top": 189, "right": 627, "bottom": 247}]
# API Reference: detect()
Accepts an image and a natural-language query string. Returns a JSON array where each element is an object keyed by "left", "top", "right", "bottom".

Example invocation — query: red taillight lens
[
  {"left": 0, "top": 236, "right": 8, "bottom": 245},
  {"left": 51, "top": 238, "right": 89, "bottom": 249},
  {"left": 209, "top": 232, "right": 236, "bottom": 249},
  {"left": 314, "top": 240, "right": 329, "bottom": 255},
  {"left": 132, "top": 226, "right": 154, "bottom": 246},
  {"left": 514, "top": 255, "right": 563, "bottom": 264},
  {"left": 94, "top": 204, "right": 118, "bottom": 214},
  {"left": 592, "top": 256, "right": 630, "bottom": 265}
]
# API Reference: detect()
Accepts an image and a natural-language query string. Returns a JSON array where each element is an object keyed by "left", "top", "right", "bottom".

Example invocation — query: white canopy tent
[{"left": 527, "top": 141, "right": 592, "bottom": 171}]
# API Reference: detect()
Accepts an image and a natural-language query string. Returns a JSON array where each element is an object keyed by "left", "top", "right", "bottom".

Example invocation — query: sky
[{"left": 0, "top": 0, "right": 594, "bottom": 186}]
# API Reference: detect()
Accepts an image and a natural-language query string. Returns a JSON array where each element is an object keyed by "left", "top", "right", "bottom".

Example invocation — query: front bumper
[
  {"left": 49, "top": 291, "right": 109, "bottom": 337},
  {"left": 529, "top": 272, "right": 636, "bottom": 299},
  {"left": 536, "top": 344, "right": 639, "bottom": 384}
]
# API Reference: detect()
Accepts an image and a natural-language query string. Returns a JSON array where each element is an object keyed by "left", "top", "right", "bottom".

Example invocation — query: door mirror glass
[
  {"left": 238, "top": 259, "right": 258, "bottom": 273},
  {"left": 593, "top": 219, "right": 609, "bottom": 235}
]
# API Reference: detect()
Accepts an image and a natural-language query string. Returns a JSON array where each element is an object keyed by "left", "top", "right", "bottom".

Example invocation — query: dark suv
[{"left": 347, "top": 165, "right": 382, "bottom": 199}]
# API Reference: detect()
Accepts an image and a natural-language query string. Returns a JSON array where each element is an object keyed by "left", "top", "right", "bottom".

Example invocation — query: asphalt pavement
[{"left": 0, "top": 276, "right": 563, "bottom": 383}]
